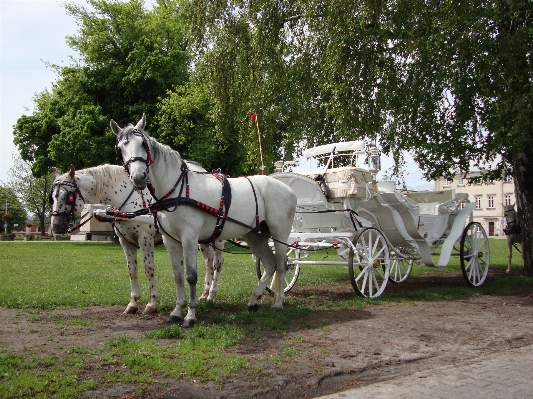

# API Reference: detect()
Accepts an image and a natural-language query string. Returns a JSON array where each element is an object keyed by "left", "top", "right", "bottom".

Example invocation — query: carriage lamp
[
  {"left": 367, "top": 146, "right": 381, "bottom": 195},
  {"left": 367, "top": 146, "right": 381, "bottom": 174}
]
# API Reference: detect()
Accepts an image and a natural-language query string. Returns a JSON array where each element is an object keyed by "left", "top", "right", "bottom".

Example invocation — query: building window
[
  {"left": 506, "top": 175, "right": 513, "bottom": 182},
  {"left": 487, "top": 196, "right": 494, "bottom": 208},
  {"left": 443, "top": 178, "right": 451, "bottom": 187},
  {"left": 475, "top": 197, "right": 481, "bottom": 209},
  {"left": 505, "top": 195, "right": 512, "bottom": 206},
  {"left": 457, "top": 177, "right": 464, "bottom": 186}
]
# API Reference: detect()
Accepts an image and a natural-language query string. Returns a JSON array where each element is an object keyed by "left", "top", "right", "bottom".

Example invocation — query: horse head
[
  {"left": 50, "top": 165, "right": 85, "bottom": 234},
  {"left": 111, "top": 114, "right": 153, "bottom": 190},
  {"left": 504, "top": 204, "right": 517, "bottom": 223}
]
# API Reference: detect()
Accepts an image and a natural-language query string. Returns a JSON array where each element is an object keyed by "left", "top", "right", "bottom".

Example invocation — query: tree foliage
[
  {"left": 8, "top": 155, "right": 54, "bottom": 235},
  {"left": 189, "top": 0, "right": 533, "bottom": 273},
  {"left": 0, "top": 185, "right": 27, "bottom": 234},
  {"left": 13, "top": 0, "right": 191, "bottom": 176}
]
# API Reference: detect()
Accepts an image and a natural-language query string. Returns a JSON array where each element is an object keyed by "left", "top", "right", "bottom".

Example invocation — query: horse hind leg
[
  {"left": 207, "top": 240, "right": 224, "bottom": 301},
  {"left": 199, "top": 244, "right": 214, "bottom": 300},
  {"left": 506, "top": 239, "right": 513, "bottom": 273},
  {"left": 244, "top": 232, "right": 279, "bottom": 312}
]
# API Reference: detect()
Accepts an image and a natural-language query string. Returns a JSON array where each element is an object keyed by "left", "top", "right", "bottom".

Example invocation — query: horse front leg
[
  {"left": 118, "top": 237, "right": 141, "bottom": 314},
  {"left": 163, "top": 237, "right": 187, "bottom": 324},
  {"left": 139, "top": 232, "right": 158, "bottom": 315},
  {"left": 182, "top": 238, "right": 200, "bottom": 328}
]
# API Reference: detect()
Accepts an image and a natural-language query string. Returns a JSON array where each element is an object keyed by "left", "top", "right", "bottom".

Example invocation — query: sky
[
  {"left": 0, "top": 0, "right": 83, "bottom": 184},
  {"left": 0, "top": 0, "right": 431, "bottom": 189}
]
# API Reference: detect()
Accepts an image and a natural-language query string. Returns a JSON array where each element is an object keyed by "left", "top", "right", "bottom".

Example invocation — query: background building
[{"left": 434, "top": 172, "right": 515, "bottom": 237}]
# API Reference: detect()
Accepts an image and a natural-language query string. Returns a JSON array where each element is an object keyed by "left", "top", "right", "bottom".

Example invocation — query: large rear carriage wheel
[
  {"left": 348, "top": 227, "right": 390, "bottom": 298},
  {"left": 256, "top": 246, "right": 301, "bottom": 294},
  {"left": 460, "top": 222, "right": 490, "bottom": 286}
]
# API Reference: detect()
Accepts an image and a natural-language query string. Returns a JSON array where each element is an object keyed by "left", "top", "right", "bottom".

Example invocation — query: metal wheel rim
[
  {"left": 389, "top": 255, "right": 413, "bottom": 284},
  {"left": 460, "top": 222, "right": 490, "bottom": 286},
  {"left": 349, "top": 227, "right": 390, "bottom": 298}
]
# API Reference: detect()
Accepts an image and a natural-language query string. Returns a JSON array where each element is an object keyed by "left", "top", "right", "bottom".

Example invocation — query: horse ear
[
  {"left": 69, "top": 165, "right": 75, "bottom": 179},
  {"left": 134, "top": 113, "right": 146, "bottom": 132},
  {"left": 110, "top": 119, "right": 122, "bottom": 136}
]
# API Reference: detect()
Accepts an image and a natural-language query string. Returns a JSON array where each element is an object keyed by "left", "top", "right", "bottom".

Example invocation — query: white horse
[
  {"left": 503, "top": 204, "right": 523, "bottom": 273},
  {"left": 111, "top": 114, "right": 297, "bottom": 327},
  {"left": 50, "top": 164, "right": 225, "bottom": 315}
]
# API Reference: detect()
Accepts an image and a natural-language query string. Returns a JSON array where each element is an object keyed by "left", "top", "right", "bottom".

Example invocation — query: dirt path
[{"left": 1, "top": 272, "right": 532, "bottom": 399}]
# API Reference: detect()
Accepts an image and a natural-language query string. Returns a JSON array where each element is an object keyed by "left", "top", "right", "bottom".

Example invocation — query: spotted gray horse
[{"left": 50, "top": 164, "right": 225, "bottom": 315}]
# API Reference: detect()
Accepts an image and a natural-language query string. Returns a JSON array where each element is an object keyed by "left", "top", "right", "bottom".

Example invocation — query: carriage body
[{"left": 265, "top": 141, "right": 490, "bottom": 298}]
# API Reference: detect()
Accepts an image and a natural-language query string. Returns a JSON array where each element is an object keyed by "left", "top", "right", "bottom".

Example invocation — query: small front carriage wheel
[
  {"left": 460, "top": 222, "right": 490, "bottom": 286},
  {"left": 389, "top": 255, "right": 413, "bottom": 283},
  {"left": 256, "top": 246, "right": 301, "bottom": 294},
  {"left": 348, "top": 227, "right": 390, "bottom": 298}
]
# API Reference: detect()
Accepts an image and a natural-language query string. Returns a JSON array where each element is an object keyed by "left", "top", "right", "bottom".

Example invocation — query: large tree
[
  {"left": 189, "top": 0, "right": 533, "bottom": 274},
  {"left": 13, "top": 0, "right": 191, "bottom": 176}
]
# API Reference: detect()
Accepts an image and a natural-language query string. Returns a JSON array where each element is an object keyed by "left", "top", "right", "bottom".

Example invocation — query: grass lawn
[{"left": 0, "top": 238, "right": 530, "bottom": 399}]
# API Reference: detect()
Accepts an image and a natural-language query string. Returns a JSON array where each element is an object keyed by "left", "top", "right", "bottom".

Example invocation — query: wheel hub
[{"left": 373, "top": 259, "right": 381, "bottom": 269}]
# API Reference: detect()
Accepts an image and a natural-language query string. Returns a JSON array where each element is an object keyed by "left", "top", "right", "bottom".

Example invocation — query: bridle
[
  {"left": 49, "top": 180, "right": 86, "bottom": 230},
  {"left": 115, "top": 128, "right": 153, "bottom": 176},
  {"left": 504, "top": 207, "right": 521, "bottom": 235}
]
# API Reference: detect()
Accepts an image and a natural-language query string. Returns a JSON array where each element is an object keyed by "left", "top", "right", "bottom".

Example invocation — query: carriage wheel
[
  {"left": 460, "top": 222, "right": 490, "bottom": 287},
  {"left": 256, "top": 246, "right": 301, "bottom": 294},
  {"left": 348, "top": 227, "right": 390, "bottom": 298},
  {"left": 389, "top": 252, "right": 413, "bottom": 283}
]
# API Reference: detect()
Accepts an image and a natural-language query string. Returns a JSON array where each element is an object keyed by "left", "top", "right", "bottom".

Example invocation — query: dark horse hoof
[
  {"left": 247, "top": 304, "right": 259, "bottom": 312},
  {"left": 166, "top": 315, "right": 183, "bottom": 324},
  {"left": 182, "top": 318, "right": 196, "bottom": 328}
]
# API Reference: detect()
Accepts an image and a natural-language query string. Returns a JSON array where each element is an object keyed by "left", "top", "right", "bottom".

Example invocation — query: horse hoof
[
  {"left": 166, "top": 315, "right": 183, "bottom": 324},
  {"left": 248, "top": 304, "right": 259, "bottom": 312},
  {"left": 182, "top": 319, "right": 196, "bottom": 328},
  {"left": 123, "top": 306, "right": 138, "bottom": 315},
  {"left": 142, "top": 305, "right": 157, "bottom": 315}
]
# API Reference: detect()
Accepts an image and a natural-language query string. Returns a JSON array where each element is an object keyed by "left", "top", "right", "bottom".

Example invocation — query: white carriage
[{"left": 257, "top": 141, "right": 490, "bottom": 298}]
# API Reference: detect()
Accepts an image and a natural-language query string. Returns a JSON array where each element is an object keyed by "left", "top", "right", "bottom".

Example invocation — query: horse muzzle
[
  {"left": 51, "top": 222, "right": 68, "bottom": 235},
  {"left": 130, "top": 171, "right": 148, "bottom": 190}
]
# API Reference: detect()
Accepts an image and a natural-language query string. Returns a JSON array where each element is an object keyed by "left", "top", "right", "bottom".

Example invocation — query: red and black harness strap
[{"left": 146, "top": 161, "right": 241, "bottom": 244}]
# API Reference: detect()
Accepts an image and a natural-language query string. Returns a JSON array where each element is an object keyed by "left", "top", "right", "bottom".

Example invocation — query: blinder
[{"left": 49, "top": 180, "right": 85, "bottom": 220}]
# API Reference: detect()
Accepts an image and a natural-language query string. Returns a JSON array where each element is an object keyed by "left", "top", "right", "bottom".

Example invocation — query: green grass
[{"left": 0, "top": 238, "right": 531, "bottom": 398}]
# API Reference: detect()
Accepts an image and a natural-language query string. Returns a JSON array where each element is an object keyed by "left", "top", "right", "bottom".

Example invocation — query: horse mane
[
  {"left": 57, "top": 164, "right": 126, "bottom": 199},
  {"left": 119, "top": 125, "right": 183, "bottom": 166}
]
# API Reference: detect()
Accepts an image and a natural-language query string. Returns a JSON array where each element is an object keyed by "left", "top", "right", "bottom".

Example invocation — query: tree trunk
[
  {"left": 512, "top": 148, "right": 533, "bottom": 276},
  {"left": 39, "top": 214, "right": 46, "bottom": 237}
]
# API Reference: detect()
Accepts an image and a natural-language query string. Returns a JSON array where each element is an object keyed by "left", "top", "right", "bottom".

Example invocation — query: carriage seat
[
  {"left": 404, "top": 190, "right": 468, "bottom": 215},
  {"left": 299, "top": 167, "right": 372, "bottom": 199}
]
